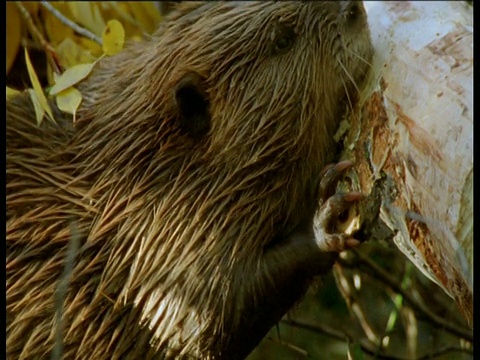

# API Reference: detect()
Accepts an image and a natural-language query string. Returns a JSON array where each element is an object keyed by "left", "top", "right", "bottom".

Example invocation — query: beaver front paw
[{"left": 313, "top": 161, "right": 363, "bottom": 253}]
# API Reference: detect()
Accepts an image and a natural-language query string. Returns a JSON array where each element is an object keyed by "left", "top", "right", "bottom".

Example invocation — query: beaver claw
[{"left": 313, "top": 161, "right": 362, "bottom": 253}]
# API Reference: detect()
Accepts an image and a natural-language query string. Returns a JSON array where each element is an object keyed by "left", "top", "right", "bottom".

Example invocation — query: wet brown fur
[{"left": 7, "top": 2, "right": 372, "bottom": 359}]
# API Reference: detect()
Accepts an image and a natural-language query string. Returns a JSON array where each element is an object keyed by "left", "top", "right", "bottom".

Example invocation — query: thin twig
[
  {"left": 282, "top": 319, "right": 348, "bottom": 342},
  {"left": 282, "top": 319, "right": 473, "bottom": 360},
  {"left": 342, "top": 249, "right": 473, "bottom": 341},
  {"left": 266, "top": 336, "right": 310, "bottom": 358},
  {"left": 333, "top": 263, "right": 381, "bottom": 346},
  {"left": 415, "top": 346, "right": 473, "bottom": 360},
  {"left": 40, "top": 1, "right": 103, "bottom": 46},
  {"left": 281, "top": 319, "right": 402, "bottom": 360},
  {"left": 51, "top": 221, "right": 80, "bottom": 360},
  {"left": 15, "top": 1, "right": 62, "bottom": 74}
]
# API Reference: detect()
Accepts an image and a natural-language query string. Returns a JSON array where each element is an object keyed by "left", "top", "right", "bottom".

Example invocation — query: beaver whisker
[
  {"left": 349, "top": 47, "right": 373, "bottom": 68},
  {"left": 337, "top": 59, "right": 355, "bottom": 113},
  {"left": 337, "top": 56, "right": 361, "bottom": 96}
]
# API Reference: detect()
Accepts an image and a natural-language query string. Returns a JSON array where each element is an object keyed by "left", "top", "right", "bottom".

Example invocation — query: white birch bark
[{"left": 339, "top": 1, "right": 473, "bottom": 326}]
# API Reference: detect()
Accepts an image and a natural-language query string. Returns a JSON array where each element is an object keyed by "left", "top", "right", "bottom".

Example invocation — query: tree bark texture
[{"left": 337, "top": 1, "right": 473, "bottom": 327}]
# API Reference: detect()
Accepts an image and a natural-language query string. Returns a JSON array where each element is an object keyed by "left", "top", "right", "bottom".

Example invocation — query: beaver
[{"left": 6, "top": 1, "right": 372, "bottom": 359}]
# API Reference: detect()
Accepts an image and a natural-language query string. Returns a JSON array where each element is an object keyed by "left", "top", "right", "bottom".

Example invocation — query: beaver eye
[
  {"left": 272, "top": 25, "right": 296, "bottom": 55},
  {"left": 275, "top": 35, "right": 293, "bottom": 52},
  {"left": 344, "top": 2, "right": 362, "bottom": 25}
]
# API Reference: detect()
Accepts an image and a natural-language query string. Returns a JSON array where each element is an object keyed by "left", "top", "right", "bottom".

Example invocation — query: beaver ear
[{"left": 174, "top": 71, "right": 211, "bottom": 139}]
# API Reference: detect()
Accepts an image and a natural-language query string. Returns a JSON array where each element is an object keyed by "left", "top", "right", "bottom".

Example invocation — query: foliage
[{"left": 6, "top": 2, "right": 162, "bottom": 123}]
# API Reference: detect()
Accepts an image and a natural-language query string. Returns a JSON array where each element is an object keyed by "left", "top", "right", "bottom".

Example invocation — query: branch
[
  {"left": 281, "top": 319, "right": 403, "bottom": 360},
  {"left": 341, "top": 249, "right": 473, "bottom": 341},
  {"left": 282, "top": 319, "right": 473, "bottom": 360},
  {"left": 40, "top": 1, "right": 103, "bottom": 46},
  {"left": 15, "top": 2, "right": 62, "bottom": 73},
  {"left": 51, "top": 221, "right": 80, "bottom": 360},
  {"left": 265, "top": 336, "right": 309, "bottom": 358},
  {"left": 333, "top": 263, "right": 381, "bottom": 346}
]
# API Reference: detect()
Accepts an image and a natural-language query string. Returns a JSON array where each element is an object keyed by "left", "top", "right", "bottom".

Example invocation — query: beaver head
[
  {"left": 7, "top": 1, "right": 372, "bottom": 359},
  {"left": 73, "top": 0, "right": 372, "bottom": 249}
]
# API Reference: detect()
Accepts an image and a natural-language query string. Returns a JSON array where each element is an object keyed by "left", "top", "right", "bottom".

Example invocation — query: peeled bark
[{"left": 340, "top": 1, "right": 473, "bottom": 327}]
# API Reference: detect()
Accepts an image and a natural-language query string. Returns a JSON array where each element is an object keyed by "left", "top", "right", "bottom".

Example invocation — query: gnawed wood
[{"left": 339, "top": 1, "right": 473, "bottom": 327}]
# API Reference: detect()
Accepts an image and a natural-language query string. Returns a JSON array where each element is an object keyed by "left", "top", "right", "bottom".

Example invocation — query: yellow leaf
[
  {"left": 49, "top": 63, "right": 95, "bottom": 95},
  {"left": 127, "top": 2, "right": 162, "bottom": 34},
  {"left": 42, "top": 3, "right": 75, "bottom": 47},
  {"left": 22, "top": 2, "right": 40, "bottom": 15},
  {"left": 102, "top": 20, "right": 125, "bottom": 56},
  {"left": 56, "top": 87, "right": 83, "bottom": 116},
  {"left": 6, "top": 3, "right": 21, "bottom": 75},
  {"left": 101, "top": 3, "right": 143, "bottom": 38},
  {"left": 24, "top": 47, "right": 54, "bottom": 122},
  {"left": 78, "top": 36, "right": 104, "bottom": 58},
  {"left": 104, "top": 3, "right": 137, "bottom": 25},
  {"left": 68, "top": 2, "right": 105, "bottom": 36},
  {"left": 55, "top": 37, "right": 97, "bottom": 69},
  {"left": 102, "top": 2, "right": 161, "bottom": 35},
  {"left": 27, "top": 89, "right": 45, "bottom": 125},
  {"left": 6, "top": 87, "right": 21, "bottom": 99}
]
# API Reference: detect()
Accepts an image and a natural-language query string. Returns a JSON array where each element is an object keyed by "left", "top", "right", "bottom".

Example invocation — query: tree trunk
[{"left": 338, "top": 1, "right": 473, "bottom": 327}]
